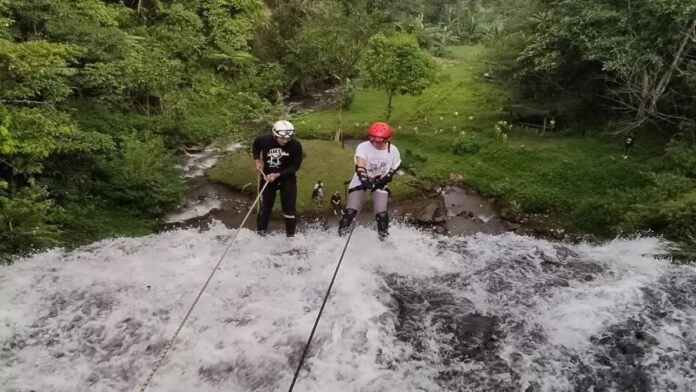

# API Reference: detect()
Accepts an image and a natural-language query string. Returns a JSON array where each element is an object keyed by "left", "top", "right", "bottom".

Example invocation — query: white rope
[{"left": 139, "top": 179, "right": 269, "bottom": 392}]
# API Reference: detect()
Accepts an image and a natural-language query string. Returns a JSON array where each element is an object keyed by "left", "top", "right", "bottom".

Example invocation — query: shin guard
[
  {"left": 338, "top": 208, "right": 358, "bottom": 236},
  {"left": 376, "top": 211, "right": 389, "bottom": 240},
  {"left": 284, "top": 217, "right": 296, "bottom": 237}
]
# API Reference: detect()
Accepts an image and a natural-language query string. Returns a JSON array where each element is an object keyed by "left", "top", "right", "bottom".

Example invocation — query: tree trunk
[
  {"left": 386, "top": 93, "right": 394, "bottom": 120},
  {"left": 649, "top": 20, "right": 696, "bottom": 115}
]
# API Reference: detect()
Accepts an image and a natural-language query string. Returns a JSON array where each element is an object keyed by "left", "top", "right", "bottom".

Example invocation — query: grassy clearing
[
  {"left": 296, "top": 46, "right": 506, "bottom": 139},
  {"left": 208, "top": 140, "right": 423, "bottom": 214},
  {"left": 294, "top": 45, "right": 672, "bottom": 239}
]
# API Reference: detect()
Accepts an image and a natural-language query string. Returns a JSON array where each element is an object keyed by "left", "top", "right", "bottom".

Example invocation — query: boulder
[{"left": 415, "top": 200, "right": 447, "bottom": 224}]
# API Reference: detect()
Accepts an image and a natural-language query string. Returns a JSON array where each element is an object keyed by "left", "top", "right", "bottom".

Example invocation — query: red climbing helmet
[{"left": 367, "top": 121, "right": 392, "bottom": 141}]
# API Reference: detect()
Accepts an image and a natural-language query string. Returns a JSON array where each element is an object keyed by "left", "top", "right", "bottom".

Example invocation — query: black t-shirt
[{"left": 252, "top": 134, "right": 303, "bottom": 178}]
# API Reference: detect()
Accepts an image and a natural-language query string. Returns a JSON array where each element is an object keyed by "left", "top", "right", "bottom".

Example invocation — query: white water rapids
[{"left": 1, "top": 224, "right": 695, "bottom": 391}]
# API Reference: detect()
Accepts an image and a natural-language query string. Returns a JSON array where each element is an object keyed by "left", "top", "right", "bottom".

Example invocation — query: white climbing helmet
[{"left": 272, "top": 120, "right": 295, "bottom": 138}]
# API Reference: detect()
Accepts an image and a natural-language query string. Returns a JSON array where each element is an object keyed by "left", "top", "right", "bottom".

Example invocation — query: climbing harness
[
  {"left": 287, "top": 205, "right": 363, "bottom": 392},
  {"left": 139, "top": 179, "right": 270, "bottom": 392}
]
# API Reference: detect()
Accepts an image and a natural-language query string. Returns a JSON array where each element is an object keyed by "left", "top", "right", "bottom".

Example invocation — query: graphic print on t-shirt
[
  {"left": 267, "top": 148, "right": 289, "bottom": 168},
  {"left": 366, "top": 159, "right": 389, "bottom": 179}
]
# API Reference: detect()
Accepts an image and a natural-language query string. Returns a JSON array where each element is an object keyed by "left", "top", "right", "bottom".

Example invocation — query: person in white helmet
[{"left": 252, "top": 120, "right": 303, "bottom": 237}]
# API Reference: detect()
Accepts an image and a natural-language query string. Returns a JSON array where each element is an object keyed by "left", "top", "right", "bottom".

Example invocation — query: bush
[
  {"left": 0, "top": 184, "right": 60, "bottom": 262},
  {"left": 569, "top": 197, "right": 627, "bottom": 237},
  {"left": 668, "top": 233, "right": 696, "bottom": 264},
  {"left": 99, "top": 133, "right": 183, "bottom": 216},
  {"left": 663, "top": 140, "right": 696, "bottom": 178},
  {"left": 639, "top": 191, "right": 696, "bottom": 240},
  {"left": 628, "top": 173, "right": 696, "bottom": 241}
]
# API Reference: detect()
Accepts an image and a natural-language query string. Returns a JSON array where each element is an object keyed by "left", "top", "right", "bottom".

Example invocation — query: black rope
[{"left": 287, "top": 206, "right": 362, "bottom": 392}]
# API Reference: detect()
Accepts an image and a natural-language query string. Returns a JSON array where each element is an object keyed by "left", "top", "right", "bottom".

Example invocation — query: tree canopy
[{"left": 360, "top": 32, "right": 437, "bottom": 119}]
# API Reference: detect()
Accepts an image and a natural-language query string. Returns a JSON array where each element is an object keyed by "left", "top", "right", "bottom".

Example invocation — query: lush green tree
[
  {"left": 150, "top": 3, "right": 206, "bottom": 61},
  {"left": 0, "top": 39, "right": 82, "bottom": 103},
  {"left": 79, "top": 44, "right": 183, "bottom": 114},
  {"left": 0, "top": 183, "right": 60, "bottom": 262},
  {"left": 423, "top": 24, "right": 459, "bottom": 56},
  {"left": 195, "top": 0, "right": 263, "bottom": 51},
  {"left": 98, "top": 133, "right": 182, "bottom": 215},
  {"left": 518, "top": 0, "right": 696, "bottom": 130},
  {"left": 288, "top": 4, "right": 376, "bottom": 92},
  {"left": 359, "top": 32, "right": 437, "bottom": 119}
]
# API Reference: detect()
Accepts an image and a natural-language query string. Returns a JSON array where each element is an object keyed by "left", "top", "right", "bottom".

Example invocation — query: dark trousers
[{"left": 257, "top": 176, "right": 297, "bottom": 235}]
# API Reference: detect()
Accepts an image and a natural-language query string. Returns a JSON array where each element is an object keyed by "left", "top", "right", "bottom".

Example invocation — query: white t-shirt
[{"left": 348, "top": 141, "right": 401, "bottom": 189}]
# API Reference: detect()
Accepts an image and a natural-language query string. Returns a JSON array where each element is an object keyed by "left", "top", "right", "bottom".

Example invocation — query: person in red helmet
[{"left": 338, "top": 121, "right": 401, "bottom": 240}]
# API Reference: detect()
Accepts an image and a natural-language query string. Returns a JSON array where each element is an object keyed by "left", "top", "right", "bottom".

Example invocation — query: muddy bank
[{"left": 161, "top": 177, "right": 522, "bottom": 238}]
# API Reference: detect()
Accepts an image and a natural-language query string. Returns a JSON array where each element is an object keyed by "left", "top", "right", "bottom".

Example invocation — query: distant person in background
[
  {"left": 330, "top": 191, "right": 342, "bottom": 215},
  {"left": 252, "top": 120, "right": 303, "bottom": 237},
  {"left": 312, "top": 180, "right": 324, "bottom": 206},
  {"left": 338, "top": 121, "right": 401, "bottom": 240},
  {"left": 624, "top": 132, "right": 636, "bottom": 159}
]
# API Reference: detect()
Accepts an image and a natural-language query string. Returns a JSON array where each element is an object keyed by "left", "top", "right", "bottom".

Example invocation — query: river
[
  {"left": 1, "top": 224, "right": 695, "bottom": 391},
  {"left": 1, "top": 144, "right": 694, "bottom": 392}
]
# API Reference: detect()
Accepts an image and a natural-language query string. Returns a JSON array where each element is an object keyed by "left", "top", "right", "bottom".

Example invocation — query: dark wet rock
[
  {"left": 660, "top": 273, "right": 696, "bottom": 311},
  {"left": 151, "top": 308, "right": 170, "bottom": 322},
  {"left": 145, "top": 339, "right": 168, "bottom": 355},
  {"left": 566, "top": 260, "right": 605, "bottom": 276},
  {"left": 404, "top": 199, "right": 448, "bottom": 224},
  {"left": 383, "top": 273, "right": 515, "bottom": 390},
  {"left": 553, "top": 245, "right": 579, "bottom": 261},
  {"left": 224, "top": 316, "right": 253, "bottom": 326},
  {"left": 434, "top": 312, "right": 502, "bottom": 362},
  {"left": 578, "top": 318, "right": 662, "bottom": 391},
  {"left": 199, "top": 361, "right": 236, "bottom": 383}
]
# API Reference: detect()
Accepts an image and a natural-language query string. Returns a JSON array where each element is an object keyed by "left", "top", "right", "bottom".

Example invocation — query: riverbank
[{"left": 162, "top": 140, "right": 524, "bottom": 238}]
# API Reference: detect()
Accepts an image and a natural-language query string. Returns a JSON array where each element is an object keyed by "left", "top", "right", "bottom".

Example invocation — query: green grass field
[{"left": 295, "top": 46, "right": 507, "bottom": 139}]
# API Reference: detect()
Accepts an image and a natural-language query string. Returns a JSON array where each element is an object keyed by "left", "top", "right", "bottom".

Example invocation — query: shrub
[
  {"left": 569, "top": 197, "right": 627, "bottom": 237},
  {"left": 99, "top": 133, "right": 183, "bottom": 216},
  {"left": 0, "top": 184, "right": 60, "bottom": 262},
  {"left": 663, "top": 140, "right": 696, "bottom": 178},
  {"left": 640, "top": 191, "right": 696, "bottom": 240}
]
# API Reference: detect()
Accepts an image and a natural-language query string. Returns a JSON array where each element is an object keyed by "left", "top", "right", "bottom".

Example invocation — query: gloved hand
[
  {"left": 373, "top": 171, "right": 396, "bottom": 190},
  {"left": 356, "top": 166, "right": 371, "bottom": 190},
  {"left": 360, "top": 179, "right": 374, "bottom": 190},
  {"left": 372, "top": 176, "right": 389, "bottom": 189}
]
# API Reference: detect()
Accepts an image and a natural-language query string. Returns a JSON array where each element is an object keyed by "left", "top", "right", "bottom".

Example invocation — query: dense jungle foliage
[{"left": 1, "top": 0, "right": 695, "bottom": 261}]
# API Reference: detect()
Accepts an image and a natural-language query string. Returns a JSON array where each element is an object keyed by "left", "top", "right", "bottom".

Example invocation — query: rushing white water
[
  {"left": 1, "top": 223, "right": 695, "bottom": 392},
  {"left": 166, "top": 143, "right": 243, "bottom": 224}
]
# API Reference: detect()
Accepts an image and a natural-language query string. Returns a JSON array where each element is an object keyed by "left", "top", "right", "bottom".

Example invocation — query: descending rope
[
  {"left": 139, "top": 180, "right": 269, "bottom": 392},
  {"left": 288, "top": 205, "right": 363, "bottom": 392}
]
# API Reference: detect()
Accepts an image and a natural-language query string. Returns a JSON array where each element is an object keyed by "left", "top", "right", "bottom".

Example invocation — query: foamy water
[{"left": 1, "top": 223, "right": 695, "bottom": 391}]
